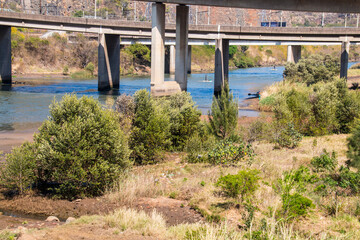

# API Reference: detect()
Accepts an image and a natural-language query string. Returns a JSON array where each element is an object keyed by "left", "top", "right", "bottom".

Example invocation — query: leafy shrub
[
  {"left": 125, "top": 43, "right": 151, "bottom": 65},
  {"left": 85, "top": 62, "right": 95, "bottom": 76},
  {"left": 208, "top": 83, "right": 238, "bottom": 139},
  {"left": 265, "top": 49, "right": 272, "bottom": 56},
  {"left": 115, "top": 94, "right": 136, "bottom": 120},
  {"left": 311, "top": 149, "right": 337, "bottom": 173},
  {"left": 184, "top": 131, "right": 216, "bottom": 163},
  {"left": 130, "top": 90, "right": 170, "bottom": 164},
  {"left": 162, "top": 92, "right": 202, "bottom": 150},
  {"left": 216, "top": 169, "right": 261, "bottom": 202},
  {"left": 24, "top": 36, "right": 49, "bottom": 52},
  {"left": 2, "top": 95, "right": 131, "bottom": 199},
  {"left": 347, "top": 124, "right": 360, "bottom": 170},
  {"left": 247, "top": 120, "right": 271, "bottom": 143},
  {"left": 63, "top": 65, "right": 69, "bottom": 75},
  {"left": 229, "top": 45, "right": 237, "bottom": 58},
  {"left": 283, "top": 54, "right": 340, "bottom": 85},
  {"left": 233, "top": 53, "right": 255, "bottom": 68},
  {"left": 207, "top": 139, "right": 253, "bottom": 165},
  {"left": 274, "top": 167, "right": 316, "bottom": 221},
  {"left": 273, "top": 122, "right": 302, "bottom": 149},
  {"left": 282, "top": 193, "right": 314, "bottom": 220},
  {"left": 1, "top": 142, "right": 36, "bottom": 194}
]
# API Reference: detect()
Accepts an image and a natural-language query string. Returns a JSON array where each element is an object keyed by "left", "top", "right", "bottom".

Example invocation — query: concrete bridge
[{"left": 0, "top": 9, "right": 359, "bottom": 94}]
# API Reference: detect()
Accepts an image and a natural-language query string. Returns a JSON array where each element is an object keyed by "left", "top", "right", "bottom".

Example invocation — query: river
[{"left": 0, "top": 64, "right": 356, "bottom": 132}]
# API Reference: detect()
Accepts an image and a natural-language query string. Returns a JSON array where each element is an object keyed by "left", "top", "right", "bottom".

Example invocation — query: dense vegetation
[{"left": 3, "top": 53, "right": 360, "bottom": 238}]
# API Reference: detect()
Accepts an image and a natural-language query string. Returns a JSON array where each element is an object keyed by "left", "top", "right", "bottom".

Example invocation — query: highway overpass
[{"left": 0, "top": 10, "right": 358, "bottom": 93}]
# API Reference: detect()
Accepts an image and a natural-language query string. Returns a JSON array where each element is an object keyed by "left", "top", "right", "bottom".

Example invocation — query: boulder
[
  {"left": 65, "top": 217, "right": 76, "bottom": 224},
  {"left": 45, "top": 216, "right": 60, "bottom": 222}
]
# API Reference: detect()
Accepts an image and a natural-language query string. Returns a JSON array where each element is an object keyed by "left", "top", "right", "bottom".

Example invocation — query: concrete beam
[
  {"left": 214, "top": 39, "right": 229, "bottom": 96},
  {"left": 175, "top": 4, "right": 189, "bottom": 91},
  {"left": 287, "top": 45, "right": 301, "bottom": 63},
  {"left": 98, "top": 34, "right": 120, "bottom": 91},
  {"left": 0, "top": 26, "right": 11, "bottom": 85},
  {"left": 169, "top": 45, "right": 176, "bottom": 74},
  {"left": 340, "top": 41, "right": 350, "bottom": 79},
  {"left": 133, "top": 0, "right": 360, "bottom": 13}
]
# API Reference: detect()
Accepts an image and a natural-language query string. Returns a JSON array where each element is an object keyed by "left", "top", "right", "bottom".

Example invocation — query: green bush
[
  {"left": 1, "top": 142, "right": 36, "bottom": 194},
  {"left": 130, "top": 89, "right": 170, "bottom": 164},
  {"left": 208, "top": 83, "right": 238, "bottom": 139},
  {"left": 207, "top": 139, "right": 254, "bottom": 165},
  {"left": 269, "top": 79, "right": 360, "bottom": 136},
  {"left": 311, "top": 149, "right": 337, "bottom": 173},
  {"left": 63, "top": 65, "right": 69, "bottom": 75},
  {"left": 283, "top": 54, "right": 340, "bottom": 85},
  {"left": 265, "top": 49, "right": 272, "bottom": 56},
  {"left": 161, "top": 92, "right": 202, "bottom": 150},
  {"left": 1, "top": 95, "right": 131, "bottom": 199},
  {"left": 85, "top": 62, "right": 95, "bottom": 76},
  {"left": 184, "top": 131, "right": 216, "bottom": 163},
  {"left": 233, "top": 54, "right": 255, "bottom": 68},
  {"left": 347, "top": 124, "right": 360, "bottom": 170},
  {"left": 216, "top": 169, "right": 261, "bottom": 202},
  {"left": 273, "top": 122, "right": 302, "bottom": 149},
  {"left": 282, "top": 193, "right": 314, "bottom": 220},
  {"left": 125, "top": 43, "right": 151, "bottom": 65},
  {"left": 24, "top": 36, "right": 49, "bottom": 52}
]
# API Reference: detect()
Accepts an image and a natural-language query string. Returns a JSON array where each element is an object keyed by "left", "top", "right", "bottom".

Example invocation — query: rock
[
  {"left": 45, "top": 216, "right": 60, "bottom": 222},
  {"left": 65, "top": 217, "right": 76, "bottom": 224}
]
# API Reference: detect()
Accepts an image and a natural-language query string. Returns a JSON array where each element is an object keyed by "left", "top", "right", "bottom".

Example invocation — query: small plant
[
  {"left": 310, "top": 149, "right": 337, "bottom": 173},
  {"left": 207, "top": 139, "right": 254, "bottom": 165},
  {"left": 169, "top": 192, "right": 177, "bottom": 199},
  {"left": 200, "top": 181, "right": 206, "bottom": 187},
  {"left": 282, "top": 193, "right": 314, "bottom": 220},
  {"left": 85, "top": 62, "right": 95, "bottom": 76},
  {"left": 63, "top": 65, "right": 69, "bottom": 75},
  {"left": 216, "top": 169, "right": 261, "bottom": 202},
  {"left": 208, "top": 83, "right": 238, "bottom": 139},
  {"left": 273, "top": 122, "right": 302, "bottom": 149}
]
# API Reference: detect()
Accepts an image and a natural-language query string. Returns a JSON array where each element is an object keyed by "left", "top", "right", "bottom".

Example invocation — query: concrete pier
[
  {"left": 214, "top": 39, "right": 229, "bottom": 95},
  {"left": 287, "top": 45, "right": 301, "bottom": 63},
  {"left": 340, "top": 41, "right": 350, "bottom": 79},
  {"left": 187, "top": 45, "right": 192, "bottom": 74},
  {"left": 175, "top": 4, "right": 189, "bottom": 91},
  {"left": 169, "top": 45, "right": 176, "bottom": 74},
  {"left": 98, "top": 34, "right": 120, "bottom": 91},
  {"left": 150, "top": 2, "right": 180, "bottom": 96},
  {"left": 0, "top": 26, "right": 12, "bottom": 85}
]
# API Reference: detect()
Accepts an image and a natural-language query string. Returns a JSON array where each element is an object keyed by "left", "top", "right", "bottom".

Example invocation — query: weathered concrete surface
[
  {"left": 214, "top": 39, "right": 229, "bottom": 96},
  {"left": 0, "top": 26, "right": 11, "bottom": 85},
  {"left": 287, "top": 45, "right": 301, "bottom": 63},
  {"left": 151, "top": 3, "right": 166, "bottom": 89},
  {"left": 98, "top": 34, "right": 120, "bottom": 91},
  {"left": 151, "top": 81, "right": 181, "bottom": 96},
  {"left": 187, "top": 45, "right": 192, "bottom": 74},
  {"left": 133, "top": 0, "right": 360, "bottom": 13},
  {"left": 340, "top": 41, "right": 350, "bottom": 79},
  {"left": 169, "top": 45, "right": 176, "bottom": 74},
  {"left": 175, "top": 4, "right": 189, "bottom": 91}
]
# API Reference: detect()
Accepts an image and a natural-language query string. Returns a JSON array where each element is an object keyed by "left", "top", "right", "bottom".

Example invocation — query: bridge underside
[{"left": 133, "top": 0, "right": 360, "bottom": 13}]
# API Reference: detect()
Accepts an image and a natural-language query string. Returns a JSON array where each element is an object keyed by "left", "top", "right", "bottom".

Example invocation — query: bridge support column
[
  {"left": 187, "top": 45, "right": 192, "bottom": 74},
  {"left": 340, "top": 41, "right": 350, "bottom": 79},
  {"left": 169, "top": 45, "right": 176, "bottom": 74},
  {"left": 98, "top": 34, "right": 120, "bottom": 91},
  {"left": 287, "top": 45, "right": 301, "bottom": 63},
  {"left": 0, "top": 26, "right": 12, "bottom": 85},
  {"left": 151, "top": 3, "right": 180, "bottom": 96},
  {"left": 175, "top": 4, "right": 189, "bottom": 91},
  {"left": 214, "top": 39, "right": 229, "bottom": 96}
]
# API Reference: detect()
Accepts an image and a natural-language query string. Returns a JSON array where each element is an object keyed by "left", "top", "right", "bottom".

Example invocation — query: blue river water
[{"left": 0, "top": 64, "right": 356, "bottom": 132}]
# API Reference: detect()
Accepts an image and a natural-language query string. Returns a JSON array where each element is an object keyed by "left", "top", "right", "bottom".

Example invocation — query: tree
[{"left": 208, "top": 83, "right": 238, "bottom": 139}]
